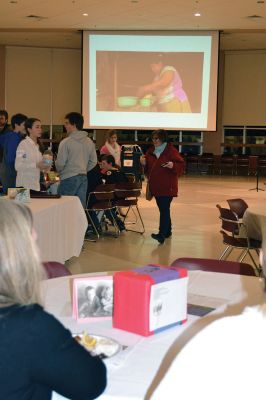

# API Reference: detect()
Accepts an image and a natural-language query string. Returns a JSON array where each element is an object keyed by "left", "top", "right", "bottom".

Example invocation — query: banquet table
[
  {"left": 243, "top": 205, "right": 266, "bottom": 275},
  {"left": 28, "top": 196, "right": 88, "bottom": 263},
  {"left": 42, "top": 270, "right": 266, "bottom": 400}
]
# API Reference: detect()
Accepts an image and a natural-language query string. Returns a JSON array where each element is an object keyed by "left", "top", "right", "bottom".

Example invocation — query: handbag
[
  {"left": 145, "top": 181, "right": 153, "bottom": 201},
  {"left": 145, "top": 157, "right": 160, "bottom": 201}
]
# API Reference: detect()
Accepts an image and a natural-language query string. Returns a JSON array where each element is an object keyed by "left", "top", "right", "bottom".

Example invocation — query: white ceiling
[{"left": 0, "top": 0, "right": 266, "bottom": 50}]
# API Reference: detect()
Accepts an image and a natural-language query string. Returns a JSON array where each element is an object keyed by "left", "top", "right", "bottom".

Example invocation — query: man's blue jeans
[{"left": 58, "top": 175, "right": 88, "bottom": 208}]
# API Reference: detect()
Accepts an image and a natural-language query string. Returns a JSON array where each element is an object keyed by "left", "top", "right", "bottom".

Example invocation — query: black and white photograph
[{"left": 76, "top": 277, "right": 113, "bottom": 319}]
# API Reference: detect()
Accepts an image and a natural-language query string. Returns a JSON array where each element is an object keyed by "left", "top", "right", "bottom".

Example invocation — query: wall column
[
  {"left": 203, "top": 50, "right": 225, "bottom": 155},
  {"left": 0, "top": 46, "right": 6, "bottom": 109}
]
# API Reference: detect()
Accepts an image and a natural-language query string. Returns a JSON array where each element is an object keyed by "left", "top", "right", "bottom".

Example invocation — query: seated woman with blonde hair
[
  {"left": 0, "top": 199, "right": 106, "bottom": 400},
  {"left": 100, "top": 129, "right": 121, "bottom": 166}
]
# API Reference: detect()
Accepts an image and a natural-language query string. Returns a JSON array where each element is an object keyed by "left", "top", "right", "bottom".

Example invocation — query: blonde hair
[{"left": 0, "top": 199, "right": 45, "bottom": 307}]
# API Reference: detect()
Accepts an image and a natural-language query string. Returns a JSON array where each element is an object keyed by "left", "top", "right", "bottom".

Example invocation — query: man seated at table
[
  {"left": 86, "top": 155, "right": 127, "bottom": 237},
  {"left": 100, "top": 154, "right": 127, "bottom": 231}
]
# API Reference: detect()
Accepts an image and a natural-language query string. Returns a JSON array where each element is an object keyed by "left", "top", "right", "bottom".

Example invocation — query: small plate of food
[{"left": 73, "top": 332, "right": 121, "bottom": 359}]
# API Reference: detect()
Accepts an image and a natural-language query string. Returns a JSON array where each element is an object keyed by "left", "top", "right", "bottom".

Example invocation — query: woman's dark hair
[
  {"left": 25, "top": 118, "right": 40, "bottom": 134},
  {"left": 150, "top": 53, "right": 164, "bottom": 64},
  {"left": 106, "top": 129, "right": 117, "bottom": 140},
  {"left": 65, "top": 112, "right": 84, "bottom": 131},
  {"left": 151, "top": 129, "right": 168, "bottom": 143},
  {"left": 25, "top": 118, "right": 44, "bottom": 153}
]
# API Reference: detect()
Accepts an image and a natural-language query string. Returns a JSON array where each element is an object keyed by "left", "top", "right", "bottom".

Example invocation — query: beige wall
[
  {"left": 5, "top": 46, "right": 81, "bottom": 125},
  {"left": 51, "top": 49, "right": 81, "bottom": 124},
  {"left": 223, "top": 50, "right": 266, "bottom": 126},
  {"left": 203, "top": 51, "right": 225, "bottom": 155},
  {"left": 203, "top": 49, "right": 266, "bottom": 154}
]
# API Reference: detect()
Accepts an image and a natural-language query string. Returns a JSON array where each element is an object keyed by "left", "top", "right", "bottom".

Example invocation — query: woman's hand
[
  {"left": 139, "top": 71, "right": 175, "bottom": 98},
  {"left": 137, "top": 85, "right": 151, "bottom": 98},
  {"left": 140, "top": 155, "right": 146, "bottom": 166},
  {"left": 164, "top": 161, "right": 173, "bottom": 169}
]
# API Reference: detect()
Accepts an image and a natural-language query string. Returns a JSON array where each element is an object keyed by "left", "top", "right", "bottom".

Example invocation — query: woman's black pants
[{"left": 155, "top": 196, "right": 173, "bottom": 236}]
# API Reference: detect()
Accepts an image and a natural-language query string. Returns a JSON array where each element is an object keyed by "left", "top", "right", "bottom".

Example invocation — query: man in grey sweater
[{"left": 56, "top": 112, "right": 97, "bottom": 207}]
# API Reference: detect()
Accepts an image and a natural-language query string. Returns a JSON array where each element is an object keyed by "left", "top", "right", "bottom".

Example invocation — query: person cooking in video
[{"left": 137, "top": 53, "right": 191, "bottom": 113}]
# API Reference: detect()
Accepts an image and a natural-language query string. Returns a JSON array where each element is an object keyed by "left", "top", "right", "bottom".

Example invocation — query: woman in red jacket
[{"left": 140, "top": 130, "right": 184, "bottom": 244}]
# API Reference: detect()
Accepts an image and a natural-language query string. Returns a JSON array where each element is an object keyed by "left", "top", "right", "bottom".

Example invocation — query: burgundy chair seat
[
  {"left": 170, "top": 257, "right": 256, "bottom": 276},
  {"left": 42, "top": 261, "right": 71, "bottom": 279}
]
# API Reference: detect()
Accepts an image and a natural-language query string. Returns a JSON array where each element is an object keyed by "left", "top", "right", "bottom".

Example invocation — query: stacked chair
[
  {"left": 171, "top": 198, "right": 259, "bottom": 277},
  {"left": 226, "top": 198, "right": 248, "bottom": 219},
  {"left": 216, "top": 203, "right": 261, "bottom": 275}
]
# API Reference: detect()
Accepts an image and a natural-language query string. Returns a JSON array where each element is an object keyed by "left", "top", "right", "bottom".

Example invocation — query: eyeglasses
[{"left": 152, "top": 137, "right": 160, "bottom": 141}]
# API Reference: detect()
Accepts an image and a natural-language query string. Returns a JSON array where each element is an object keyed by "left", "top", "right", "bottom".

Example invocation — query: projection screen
[{"left": 83, "top": 31, "right": 219, "bottom": 131}]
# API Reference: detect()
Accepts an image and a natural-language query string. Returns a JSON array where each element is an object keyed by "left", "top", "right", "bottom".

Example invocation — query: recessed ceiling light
[
  {"left": 246, "top": 14, "right": 263, "bottom": 19},
  {"left": 26, "top": 14, "right": 47, "bottom": 20},
  {"left": 194, "top": 12, "right": 201, "bottom": 17},
  {"left": 10, "top": 0, "right": 18, "bottom": 3},
  {"left": 83, "top": 13, "right": 88, "bottom": 16}
]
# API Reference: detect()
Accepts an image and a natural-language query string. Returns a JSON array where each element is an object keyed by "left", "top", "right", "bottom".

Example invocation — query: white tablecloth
[
  {"left": 243, "top": 205, "right": 266, "bottom": 275},
  {"left": 42, "top": 270, "right": 266, "bottom": 400},
  {"left": 28, "top": 196, "right": 88, "bottom": 263}
]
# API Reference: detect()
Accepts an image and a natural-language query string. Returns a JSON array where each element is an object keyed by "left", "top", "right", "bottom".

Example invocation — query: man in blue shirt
[
  {"left": 0, "top": 109, "right": 10, "bottom": 187},
  {"left": 0, "top": 113, "right": 27, "bottom": 193}
]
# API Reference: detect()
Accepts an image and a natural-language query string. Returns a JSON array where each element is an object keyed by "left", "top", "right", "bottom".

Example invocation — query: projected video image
[
  {"left": 83, "top": 31, "right": 219, "bottom": 130},
  {"left": 96, "top": 51, "right": 203, "bottom": 114}
]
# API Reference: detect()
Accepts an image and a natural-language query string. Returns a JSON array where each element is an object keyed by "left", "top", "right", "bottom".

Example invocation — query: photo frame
[{"left": 72, "top": 275, "right": 113, "bottom": 322}]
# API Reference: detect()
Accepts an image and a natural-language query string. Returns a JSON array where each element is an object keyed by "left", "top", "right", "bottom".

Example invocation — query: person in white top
[
  {"left": 100, "top": 130, "right": 121, "bottom": 166},
  {"left": 150, "top": 304, "right": 266, "bottom": 400},
  {"left": 15, "top": 118, "right": 49, "bottom": 191}
]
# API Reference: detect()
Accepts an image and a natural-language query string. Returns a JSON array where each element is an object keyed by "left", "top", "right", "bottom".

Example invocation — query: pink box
[{"left": 113, "top": 265, "right": 188, "bottom": 336}]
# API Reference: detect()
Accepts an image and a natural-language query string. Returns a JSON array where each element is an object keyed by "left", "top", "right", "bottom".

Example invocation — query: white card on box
[{"left": 149, "top": 277, "right": 188, "bottom": 331}]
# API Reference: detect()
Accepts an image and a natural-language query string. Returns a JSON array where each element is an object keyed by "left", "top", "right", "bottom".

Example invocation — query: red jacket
[{"left": 145, "top": 143, "right": 184, "bottom": 197}]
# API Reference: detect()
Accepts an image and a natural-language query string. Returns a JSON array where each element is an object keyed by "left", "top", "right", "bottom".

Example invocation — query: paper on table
[
  {"left": 149, "top": 277, "right": 188, "bottom": 331},
  {"left": 104, "top": 344, "right": 138, "bottom": 370}
]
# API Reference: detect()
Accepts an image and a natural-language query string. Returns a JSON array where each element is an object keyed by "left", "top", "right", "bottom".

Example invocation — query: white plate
[{"left": 73, "top": 333, "right": 121, "bottom": 359}]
